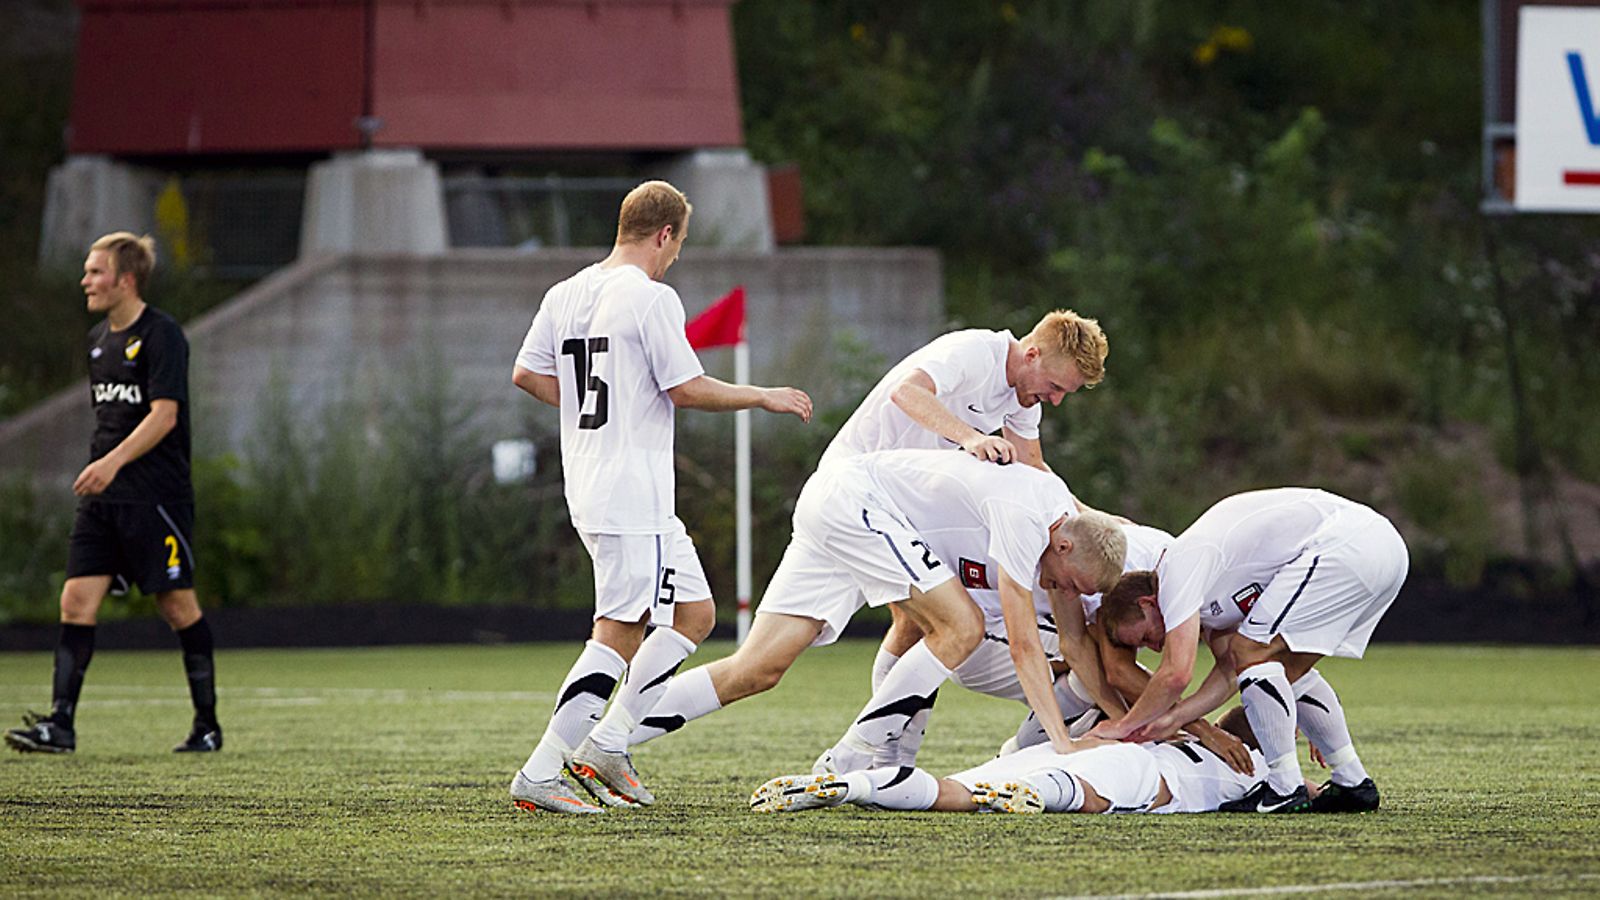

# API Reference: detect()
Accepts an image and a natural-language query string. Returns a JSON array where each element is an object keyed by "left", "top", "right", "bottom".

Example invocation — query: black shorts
[{"left": 66, "top": 501, "right": 196, "bottom": 595}]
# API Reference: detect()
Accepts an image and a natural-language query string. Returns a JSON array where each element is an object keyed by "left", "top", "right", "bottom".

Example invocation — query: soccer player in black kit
[{"left": 5, "top": 233, "right": 221, "bottom": 754}]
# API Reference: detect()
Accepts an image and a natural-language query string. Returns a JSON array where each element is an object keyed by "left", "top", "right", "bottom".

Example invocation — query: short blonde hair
[
  {"left": 1025, "top": 309, "right": 1108, "bottom": 386},
  {"left": 1063, "top": 510, "right": 1127, "bottom": 593},
  {"left": 617, "top": 180, "right": 692, "bottom": 244},
  {"left": 91, "top": 232, "right": 157, "bottom": 295}
]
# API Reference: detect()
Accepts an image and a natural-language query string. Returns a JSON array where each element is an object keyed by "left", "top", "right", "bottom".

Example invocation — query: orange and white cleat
[
  {"left": 749, "top": 773, "right": 851, "bottom": 813},
  {"left": 568, "top": 736, "right": 655, "bottom": 807},
  {"left": 509, "top": 770, "right": 604, "bottom": 815}
]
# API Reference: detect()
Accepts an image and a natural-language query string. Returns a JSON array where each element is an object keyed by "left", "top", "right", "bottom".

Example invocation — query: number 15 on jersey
[{"left": 561, "top": 337, "right": 610, "bottom": 430}]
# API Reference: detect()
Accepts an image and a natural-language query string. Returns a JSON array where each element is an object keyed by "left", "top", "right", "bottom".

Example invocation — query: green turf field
[{"left": 2, "top": 641, "right": 1597, "bottom": 897}]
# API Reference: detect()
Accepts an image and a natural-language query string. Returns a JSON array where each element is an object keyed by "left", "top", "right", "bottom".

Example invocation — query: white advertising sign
[{"left": 1517, "top": 6, "right": 1600, "bottom": 211}]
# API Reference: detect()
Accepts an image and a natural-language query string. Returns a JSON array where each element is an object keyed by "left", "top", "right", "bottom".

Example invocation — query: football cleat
[
  {"left": 509, "top": 770, "right": 604, "bottom": 815},
  {"left": 4, "top": 712, "right": 75, "bottom": 754},
  {"left": 1310, "top": 777, "right": 1381, "bottom": 813},
  {"left": 750, "top": 773, "right": 850, "bottom": 813},
  {"left": 1217, "top": 781, "right": 1312, "bottom": 814},
  {"left": 568, "top": 736, "right": 654, "bottom": 806},
  {"left": 173, "top": 722, "right": 223, "bottom": 753},
  {"left": 971, "top": 780, "right": 1044, "bottom": 814}
]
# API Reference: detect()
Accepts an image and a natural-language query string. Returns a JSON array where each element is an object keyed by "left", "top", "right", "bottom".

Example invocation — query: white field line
[
  {"left": 0, "top": 685, "right": 552, "bottom": 707},
  {"left": 1051, "top": 872, "right": 1600, "bottom": 900}
]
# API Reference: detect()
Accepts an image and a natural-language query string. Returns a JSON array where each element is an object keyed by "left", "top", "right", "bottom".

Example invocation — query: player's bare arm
[
  {"left": 998, "top": 566, "right": 1075, "bottom": 752},
  {"left": 1002, "top": 426, "right": 1048, "bottom": 472},
  {"left": 73, "top": 397, "right": 178, "bottom": 496},
  {"left": 889, "top": 369, "right": 1015, "bottom": 463},
  {"left": 1090, "top": 612, "right": 1201, "bottom": 740},
  {"left": 667, "top": 375, "right": 812, "bottom": 422},
  {"left": 1047, "top": 588, "right": 1126, "bottom": 716},
  {"left": 511, "top": 364, "right": 561, "bottom": 408}
]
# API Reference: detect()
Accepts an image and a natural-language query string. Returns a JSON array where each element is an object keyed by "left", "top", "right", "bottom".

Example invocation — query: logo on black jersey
[
  {"left": 1232, "top": 583, "right": 1264, "bottom": 615},
  {"left": 124, "top": 337, "right": 142, "bottom": 360},
  {"left": 92, "top": 383, "right": 143, "bottom": 404},
  {"left": 90, "top": 347, "right": 103, "bottom": 359},
  {"left": 959, "top": 558, "right": 990, "bottom": 590}
]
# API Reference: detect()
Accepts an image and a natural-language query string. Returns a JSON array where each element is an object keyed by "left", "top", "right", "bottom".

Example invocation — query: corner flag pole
[
  {"left": 734, "top": 339, "right": 752, "bottom": 646},
  {"left": 683, "top": 286, "right": 752, "bottom": 646}
]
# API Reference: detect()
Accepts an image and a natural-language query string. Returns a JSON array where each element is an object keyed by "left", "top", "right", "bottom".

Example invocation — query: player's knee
[
  {"left": 154, "top": 590, "right": 202, "bottom": 629},
  {"left": 930, "top": 602, "right": 983, "bottom": 657},
  {"left": 1229, "top": 632, "right": 1275, "bottom": 668},
  {"left": 59, "top": 582, "right": 102, "bottom": 623},
  {"left": 672, "top": 600, "right": 715, "bottom": 643}
]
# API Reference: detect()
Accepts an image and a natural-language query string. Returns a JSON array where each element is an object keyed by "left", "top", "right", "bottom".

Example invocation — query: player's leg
[
  {"left": 627, "top": 611, "right": 825, "bottom": 748},
  {"left": 1004, "top": 669, "right": 1098, "bottom": 755},
  {"left": 4, "top": 575, "right": 111, "bottom": 754},
  {"left": 155, "top": 589, "right": 222, "bottom": 752},
  {"left": 1290, "top": 663, "right": 1378, "bottom": 812},
  {"left": 751, "top": 764, "right": 945, "bottom": 813},
  {"left": 818, "top": 579, "right": 981, "bottom": 774},
  {"left": 1217, "top": 631, "right": 1311, "bottom": 813},
  {"left": 577, "top": 522, "right": 715, "bottom": 803}
]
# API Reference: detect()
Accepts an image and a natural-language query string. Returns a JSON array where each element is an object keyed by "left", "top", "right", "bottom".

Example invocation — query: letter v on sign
[{"left": 1568, "top": 52, "right": 1600, "bottom": 145}]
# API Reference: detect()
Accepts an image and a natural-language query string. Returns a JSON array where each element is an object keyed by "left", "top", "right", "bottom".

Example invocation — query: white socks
[
  {"left": 522, "top": 640, "right": 626, "bottom": 780},
  {"left": 1292, "top": 668, "right": 1369, "bottom": 787},
  {"left": 1237, "top": 660, "right": 1301, "bottom": 794},
  {"left": 871, "top": 647, "right": 900, "bottom": 692},
  {"left": 842, "top": 766, "right": 940, "bottom": 811},
  {"left": 626, "top": 664, "right": 723, "bottom": 748},
  {"left": 1027, "top": 768, "right": 1086, "bottom": 813},
  {"left": 589, "top": 627, "right": 698, "bottom": 752},
  {"left": 832, "top": 641, "right": 950, "bottom": 772},
  {"left": 1012, "top": 670, "right": 1097, "bottom": 751}
]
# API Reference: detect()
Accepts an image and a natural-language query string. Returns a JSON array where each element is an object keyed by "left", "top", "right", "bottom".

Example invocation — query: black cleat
[
  {"left": 1217, "top": 781, "right": 1312, "bottom": 814},
  {"left": 174, "top": 722, "right": 223, "bottom": 753},
  {"left": 4, "top": 712, "right": 75, "bottom": 754},
  {"left": 1311, "top": 777, "right": 1380, "bottom": 813}
]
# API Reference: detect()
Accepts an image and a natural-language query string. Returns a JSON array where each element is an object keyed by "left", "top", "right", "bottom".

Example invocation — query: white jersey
[
  {"left": 1079, "top": 522, "right": 1174, "bottom": 624},
  {"left": 1147, "top": 740, "right": 1266, "bottom": 813},
  {"left": 515, "top": 263, "right": 704, "bottom": 534},
  {"left": 853, "top": 449, "right": 1075, "bottom": 608},
  {"left": 819, "top": 329, "right": 1040, "bottom": 468},
  {"left": 1156, "top": 488, "right": 1367, "bottom": 633}
]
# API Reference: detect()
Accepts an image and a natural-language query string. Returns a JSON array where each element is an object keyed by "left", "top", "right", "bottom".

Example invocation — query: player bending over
[
  {"left": 751, "top": 707, "right": 1273, "bottom": 815},
  {"left": 1090, "top": 488, "right": 1408, "bottom": 814},
  {"left": 506, "top": 181, "right": 811, "bottom": 814},
  {"left": 621, "top": 448, "right": 1126, "bottom": 784}
]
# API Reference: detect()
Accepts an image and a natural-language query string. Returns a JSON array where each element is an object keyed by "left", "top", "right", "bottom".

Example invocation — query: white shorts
[
  {"left": 580, "top": 516, "right": 710, "bottom": 628},
  {"left": 754, "top": 470, "right": 953, "bottom": 646},
  {"left": 950, "top": 615, "right": 1062, "bottom": 701},
  {"left": 950, "top": 743, "right": 1162, "bottom": 814},
  {"left": 1237, "top": 507, "right": 1409, "bottom": 658}
]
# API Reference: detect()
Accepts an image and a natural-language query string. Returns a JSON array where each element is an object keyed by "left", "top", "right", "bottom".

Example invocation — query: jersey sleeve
[
  {"left": 515, "top": 295, "right": 559, "bottom": 376},
  {"left": 1157, "top": 545, "right": 1223, "bottom": 630},
  {"left": 640, "top": 287, "right": 705, "bottom": 392},
  {"left": 983, "top": 500, "right": 1050, "bottom": 591},
  {"left": 145, "top": 318, "right": 189, "bottom": 405},
  {"left": 1002, "top": 403, "right": 1042, "bottom": 440},
  {"left": 914, "top": 332, "right": 994, "bottom": 398}
]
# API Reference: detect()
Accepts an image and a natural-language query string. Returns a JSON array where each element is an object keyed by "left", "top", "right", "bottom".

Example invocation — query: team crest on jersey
[
  {"left": 124, "top": 337, "right": 142, "bottom": 360},
  {"left": 959, "top": 558, "right": 990, "bottom": 590},
  {"left": 1231, "top": 583, "right": 1264, "bottom": 615}
]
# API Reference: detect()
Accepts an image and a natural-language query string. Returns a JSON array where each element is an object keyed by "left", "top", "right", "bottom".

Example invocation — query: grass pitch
[{"left": 2, "top": 640, "right": 1598, "bottom": 897}]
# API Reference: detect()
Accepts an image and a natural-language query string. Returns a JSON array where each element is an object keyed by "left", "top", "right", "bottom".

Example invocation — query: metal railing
[{"left": 443, "top": 174, "right": 636, "bottom": 249}]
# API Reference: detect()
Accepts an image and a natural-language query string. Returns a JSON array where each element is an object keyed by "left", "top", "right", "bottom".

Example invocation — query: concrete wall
[{"left": 0, "top": 248, "right": 943, "bottom": 492}]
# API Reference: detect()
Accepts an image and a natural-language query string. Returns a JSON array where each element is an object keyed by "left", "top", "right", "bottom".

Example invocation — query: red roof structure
[{"left": 70, "top": 0, "right": 744, "bottom": 156}]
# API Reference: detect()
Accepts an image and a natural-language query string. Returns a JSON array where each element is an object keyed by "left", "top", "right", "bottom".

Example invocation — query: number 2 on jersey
[{"left": 560, "top": 337, "right": 610, "bottom": 430}]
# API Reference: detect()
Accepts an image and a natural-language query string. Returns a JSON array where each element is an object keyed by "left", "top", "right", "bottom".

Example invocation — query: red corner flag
[{"left": 686, "top": 286, "right": 746, "bottom": 349}]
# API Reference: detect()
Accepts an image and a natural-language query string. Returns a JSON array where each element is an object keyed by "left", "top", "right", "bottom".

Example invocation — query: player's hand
[
  {"left": 760, "top": 387, "right": 812, "bottom": 423},
  {"left": 1128, "top": 715, "right": 1182, "bottom": 743},
  {"left": 1307, "top": 735, "right": 1328, "bottom": 769},
  {"left": 73, "top": 458, "right": 120, "bottom": 496},
  {"left": 960, "top": 433, "right": 1016, "bottom": 464},
  {"left": 1087, "top": 719, "right": 1130, "bottom": 742},
  {"left": 1195, "top": 725, "right": 1254, "bottom": 775}
]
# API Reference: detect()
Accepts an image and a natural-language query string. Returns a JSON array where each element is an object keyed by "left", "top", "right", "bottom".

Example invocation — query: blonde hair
[
  {"left": 1062, "top": 510, "right": 1127, "bottom": 593},
  {"left": 617, "top": 180, "right": 692, "bottom": 244},
  {"left": 1025, "top": 309, "right": 1108, "bottom": 386},
  {"left": 91, "top": 232, "right": 157, "bottom": 295}
]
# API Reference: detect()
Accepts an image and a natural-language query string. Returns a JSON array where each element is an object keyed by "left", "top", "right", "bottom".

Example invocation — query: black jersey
[{"left": 85, "top": 305, "right": 192, "bottom": 504}]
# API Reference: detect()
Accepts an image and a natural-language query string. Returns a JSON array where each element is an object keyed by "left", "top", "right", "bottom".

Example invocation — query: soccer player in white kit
[
  {"left": 622, "top": 448, "right": 1127, "bottom": 778},
  {"left": 1090, "top": 488, "right": 1409, "bottom": 814},
  {"left": 750, "top": 707, "right": 1269, "bottom": 816},
  {"left": 506, "top": 181, "right": 812, "bottom": 814}
]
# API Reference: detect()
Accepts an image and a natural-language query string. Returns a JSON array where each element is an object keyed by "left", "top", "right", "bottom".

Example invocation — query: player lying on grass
[
  {"left": 751, "top": 707, "right": 1273, "bottom": 815},
  {"left": 607, "top": 448, "right": 1127, "bottom": 800},
  {"left": 1089, "top": 488, "right": 1409, "bottom": 814}
]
